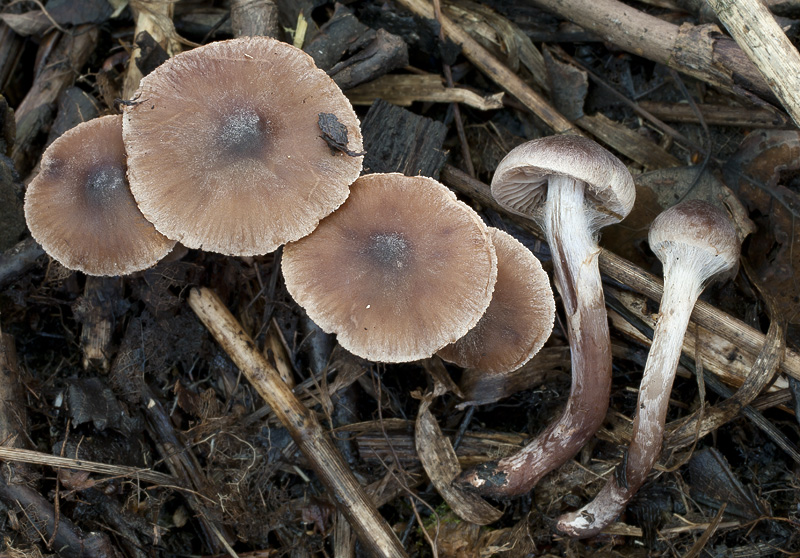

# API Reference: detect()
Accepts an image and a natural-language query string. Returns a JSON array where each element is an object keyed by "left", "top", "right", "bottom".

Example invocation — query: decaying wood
[
  {"left": 0, "top": 236, "right": 45, "bottom": 291},
  {"left": 575, "top": 112, "right": 682, "bottom": 169},
  {"left": 77, "top": 277, "right": 122, "bottom": 371},
  {"left": 0, "top": 325, "right": 122, "bottom": 556},
  {"left": 346, "top": 73, "right": 504, "bottom": 110},
  {"left": 0, "top": 446, "right": 177, "bottom": 486},
  {"left": 123, "top": 0, "right": 183, "bottom": 99},
  {"left": 329, "top": 28, "right": 409, "bottom": 90},
  {"left": 439, "top": 165, "right": 800, "bottom": 384},
  {"left": 528, "top": 0, "right": 779, "bottom": 108},
  {"left": 459, "top": 346, "right": 569, "bottom": 405},
  {"left": 230, "top": 0, "right": 280, "bottom": 38},
  {"left": 0, "top": 327, "right": 26, "bottom": 453},
  {"left": 11, "top": 25, "right": 99, "bottom": 174},
  {"left": 360, "top": 99, "right": 448, "bottom": 178},
  {"left": 396, "top": 0, "right": 579, "bottom": 135},
  {"left": 638, "top": 100, "right": 793, "bottom": 128},
  {"left": 351, "top": 420, "right": 528, "bottom": 468},
  {"left": 0, "top": 23, "right": 24, "bottom": 92},
  {"left": 141, "top": 384, "right": 236, "bottom": 553},
  {"left": 706, "top": 0, "right": 800, "bottom": 127},
  {"left": 45, "top": 87, "right": 101, "bottom": 146},
  {"left": 188, "top": 287, "right": 409, "bottom": 558}
]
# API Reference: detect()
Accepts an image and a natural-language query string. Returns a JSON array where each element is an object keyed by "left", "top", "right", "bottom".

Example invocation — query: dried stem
[{"left": 188, "top": 287, "right": 408, "bottom": 558}]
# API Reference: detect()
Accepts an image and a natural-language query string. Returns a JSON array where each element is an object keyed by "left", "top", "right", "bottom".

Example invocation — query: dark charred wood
[{"left": 360, "top": 99, "right": 448, "bottom": 178}]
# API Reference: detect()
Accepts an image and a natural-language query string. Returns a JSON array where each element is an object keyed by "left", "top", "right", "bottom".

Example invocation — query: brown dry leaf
[
  {"left": 724, "top": 130, "right": 800, "bottom": 323},
  {"left": 415, "top": 391, "right": 503, "bottom": 525},
  {"left": 422, "top": 511, "right": 536, "bottom": 558}
]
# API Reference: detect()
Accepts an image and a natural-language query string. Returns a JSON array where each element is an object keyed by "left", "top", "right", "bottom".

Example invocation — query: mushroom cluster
[
  {"left": 24, "top": 36, "right": 364, "bottom": 273},
  {"left": 25, "top": 34, "right": 557, "bottom": 370},
  {"left": 25, "top": 30, "right": 738, "bottom": 542}
]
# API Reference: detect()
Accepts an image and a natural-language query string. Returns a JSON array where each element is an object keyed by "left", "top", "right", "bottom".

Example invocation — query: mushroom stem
[
  {"left": 557, "top": 269, "right": 702, "bottom": 537},
  {"left": 458, "top": 175, "right": 612, "bottom": 496},
  {"left": 556, "top": 199, "right": 739, "bottom": 538}
]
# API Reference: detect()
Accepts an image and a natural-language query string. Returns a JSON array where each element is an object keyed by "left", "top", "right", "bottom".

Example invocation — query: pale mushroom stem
[
  {"left": 557, "top": 256, "right": 705, "bottom": 538},
  {"left": 458, "top": 175, "right": 613, "bottom": 496}
]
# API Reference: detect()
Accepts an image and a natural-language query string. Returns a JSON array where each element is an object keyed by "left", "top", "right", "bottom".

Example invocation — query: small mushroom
[
  {"left": 437, "top": 227, "right": 555, "bottom": 374},
  {"left": 282, "top": 173, "right": 497, "bottom": 363},
  {"left": 123, "top": 36, "right": 363, "bottom": 256},
  {"left": 24, "top": 115, "right": 176, "bottom": 276},
  {"left": 458, "top": 135, "right": 635, "bottom": 496},
  {"left": 557, "top": 200, "right": 740, "bottom": 538}
]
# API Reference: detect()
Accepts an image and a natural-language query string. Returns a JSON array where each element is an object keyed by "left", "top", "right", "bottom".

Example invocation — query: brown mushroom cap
[
  {"left": 122, "top": 36, "right": 363, "bottom": 256},
  {"left": 492, "top": 135, "right": 635, "bottom": 228},
  {"left": 24, "top": 115, "right": 176, "bottom": 276},
  {"left": 437, "top": 228, "right": 555, "bottom": 373},
  {"left": 649, "top": 199, "right": 740, "bottom": 281},
  {"left": 282, "top": 173, "right": 497, "bottom": 363}
]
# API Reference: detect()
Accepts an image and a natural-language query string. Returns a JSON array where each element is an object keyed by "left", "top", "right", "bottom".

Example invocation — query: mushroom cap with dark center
[
  {"left": 649, "top": 199, "right": 740, "bottom": 281},
  {"left": 24, "top": 115, "right": 176, "bottom": 276},
  {"left": 437, "top": 228, "right": 555, "bottom": 373},
  {"left": 282, "top": 173, "right": 498, "bottom": 363},
  {"left": 123, "top": 36, "right": 363, "bottom": 256},
  {"left": 491, "top": 135, "right": 635, "bottom": 228}
]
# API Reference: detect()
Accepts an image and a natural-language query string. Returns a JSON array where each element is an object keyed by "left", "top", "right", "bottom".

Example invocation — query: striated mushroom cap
[
  {"left": 492, "top": 135, "right": 635, "bottom": 228},
  {"left": 123, "top": 36, "right": 363, "bottom": 256},
  {"left": 24, "top": 115, "right": 176, "bottom": 276},
  {"left": 282, "top": 173, "right": 498, "bottom": 363},
  {"left": 437, "top": 228, "right": 555, "bottom": 373},
  {"left": 649, "top": 199, "right": 740, "bottom": 283}
]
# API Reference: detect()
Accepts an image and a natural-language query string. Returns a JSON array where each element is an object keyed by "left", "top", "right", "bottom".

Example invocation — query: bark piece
[
  {"left": 361, "top": 99, "right": 448, "bottom": 178},
  {"left": 230, "top": 0, "right": 280, "bottom": 38},
  {"left": 330, "top": 28, "right": 409, "bottom": 90},
  {"left": 45, "top": 87, "right": 101, "bottom": 147}
]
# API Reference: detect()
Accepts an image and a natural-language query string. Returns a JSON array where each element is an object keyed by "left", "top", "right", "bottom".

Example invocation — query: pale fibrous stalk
[
  {"left": 557, "top": 200, "right": 739, "bottom": 538},
  {"left": 458, "top": 174, "right": 612, "bottom": 495}
]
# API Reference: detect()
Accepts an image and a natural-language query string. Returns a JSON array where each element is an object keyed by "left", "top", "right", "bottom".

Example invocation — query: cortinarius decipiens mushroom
[
  {"left": 123, "top": 36, "right": 363, "bottom": 256},
  {"left": 458, "top": 135, "right": 635, "bottom": 496},
  {"left": 24, "top": 115, "right": 176, "bottom": 276},
  {"left": 282, "top": 173, "right": 497, "bottom": 363},
  {"left": 557, "top": 199, "right": 740, "bottom": 538},
  {"left": 437, "top": 227, "right": 555, "bottom": 374}
]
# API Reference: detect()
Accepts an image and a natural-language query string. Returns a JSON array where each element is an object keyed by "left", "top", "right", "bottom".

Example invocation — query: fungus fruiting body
[
  {"left": 123, "top": 36, "right": 363, "bottom": 256},
  {"left": 557, "top": 200, "right": 740, "bottom": 538},
  {"left": 24, "top": 115, "right": 176, "bottom": 276},
  {"left": 458, "top": 135, "right": 635, "bottom": 497},
  {"left": 282, "top": 173, "right": 497, "bottom": 363},
  {"left": 437, "top": 227, "right": 555, "bottom": 374}
]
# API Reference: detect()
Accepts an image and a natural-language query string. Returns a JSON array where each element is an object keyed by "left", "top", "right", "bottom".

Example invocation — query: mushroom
[
  {"left": 122, "top": 36, "right": 363, "bottom": 256},
  {"left": 457, "top": 135, "right": 635, "bottom": 497},
  {"left": 437, "top": 227, "right": 555, "bottom": 374},
  {"left": 282, "top": 173, "right": 497, "bottom": 363},
  {"left": 557, "top": 200, "right": 740, "bottom": 538},
  {"left": 24, "top": 115, "right": 176, "bottom": 276}
]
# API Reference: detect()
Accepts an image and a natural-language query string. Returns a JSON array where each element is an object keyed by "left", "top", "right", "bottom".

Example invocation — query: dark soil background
[{"left": 1, "top": 0, "right": 799, "bottom": 556}]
